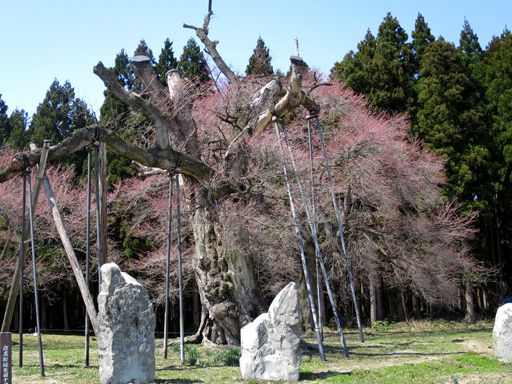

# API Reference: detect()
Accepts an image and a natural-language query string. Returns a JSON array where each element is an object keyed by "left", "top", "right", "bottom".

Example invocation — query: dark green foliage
[
  {"left": 332, "top": 14, "right": 414, "bottom": 114},
  {"left": 0, "top": 94, "right": 11, "bottom": 147},
  {"left": 482, "top": 30, "right": 512, "bottom": 264},
  {"left": 178, "top": 38, "right": 210, "bottom": 83},
  {"left": 29, "top": 79, "right": 95, "bottom": 144},
  {"left": 28, "top": 79, "right": 95, "bottom": 175},
  {"left": 331, "top": 29, "right": 375, "bottom": 95},
  {"left": 6, "top": 109, "right": 29, "bottom": 149},
  {"left": 156, "top": 38, "right": 178, "bottom": 85},
  {"left": 371, "top": 13, "right": 414, "bottom": 113},
  {"left": 459, "top": 19, "right": 483, "bottom": 62},
  {"left": 245, "top": 37, "right": 273, "bottom": 77},
  {"left": 113, "top": 49, "right": 136, "bottom": 90},
  {"left": 411, "top": 13, "right": 435, "bottom": 75},
  {"left": 415, "top": 38, "right": 490, "bottom": 208},
  {"left": 118, "top": 218, "right": 150, "bottom": 259}
]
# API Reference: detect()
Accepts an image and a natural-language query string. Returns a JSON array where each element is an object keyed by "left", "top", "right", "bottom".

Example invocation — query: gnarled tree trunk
[{"left": 191, "top": 187, "right": 262, "bottom": 344}]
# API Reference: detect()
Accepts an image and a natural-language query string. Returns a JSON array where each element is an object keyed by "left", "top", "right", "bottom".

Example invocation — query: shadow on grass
[
  {"left": 302, "top": 339, "right": 468, "bottom": 359},
  {"left": 156, "top": 365, "right": 204, "bottom": 371},
  {"left": 300, "top": 371, "right": 351, "bottom": 380},
  {"left": 155, "top": 380, "right": 203, "bottom": 383}
]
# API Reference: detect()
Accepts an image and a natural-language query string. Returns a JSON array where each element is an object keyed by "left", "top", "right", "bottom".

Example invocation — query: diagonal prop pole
[
  {"left": 42, "top": 175, "right": 99, "bottom": 335},
  {"left": 27, "top": 168, "right": 45, "bottom": 377},
  {"left": 163, "top": 176, "right": 174, "bottom": 359},
  {"left": 314, "top": 118, "right": 365, "bottom": 343},
  {"left": 2, "top": 143, "right": 50, "bottom": 333},
  {"left": 274, "top": 120, "right": 326, "bottom": 361},
  {"left": 282, "top": 125, "right": 350, "bottom": 357}
]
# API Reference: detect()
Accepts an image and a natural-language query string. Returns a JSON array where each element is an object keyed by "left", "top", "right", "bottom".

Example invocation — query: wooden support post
[
  {"left": 0, "top": 332, "right": 12, "bottom": 384},
  {"left": 42, "top": 176, "right": 98, "bottom": 335},
  {"left": 1, "top": 144, "right": 50, "bottom": 333}
]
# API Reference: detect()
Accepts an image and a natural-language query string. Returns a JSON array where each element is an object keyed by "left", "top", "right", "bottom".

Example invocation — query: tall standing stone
[
  {"left": 493, "top": 303, "right": 512, "bottom": 363},
  {"left": 98, "top": 263, "right": 155, "bottom": 384},
  {"left": 240, "top": 282, "right": 301, "bottom": 381}
]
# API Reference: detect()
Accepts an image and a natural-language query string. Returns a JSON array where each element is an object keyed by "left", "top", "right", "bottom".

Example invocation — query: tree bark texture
[
  {"left": 191, "top": 186, "right": 262, "bottom": 345},
  {"left": 465, "top": 282, "right": 476, "bottom": 323}
]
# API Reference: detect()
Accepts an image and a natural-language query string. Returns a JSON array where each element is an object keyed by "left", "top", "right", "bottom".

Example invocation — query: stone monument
[
  {"left": 97, "top": 263, "right": 155, "bottom": 384},
  {"left": 493, "top": 303, "right": 512, "bottom": 363},
  {"left": 240, "top": 282, "right": 301, "bottom": 381}
]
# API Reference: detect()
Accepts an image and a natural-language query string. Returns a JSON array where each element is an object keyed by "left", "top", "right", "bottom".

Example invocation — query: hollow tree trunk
[{"left": 191, "top": 187, "right": 263, "bottom": 345}]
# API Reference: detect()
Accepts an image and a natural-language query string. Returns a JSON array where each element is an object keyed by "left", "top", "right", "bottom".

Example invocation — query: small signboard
[{"left": 0, "top": 332, "right": 11, "bottom": 384}]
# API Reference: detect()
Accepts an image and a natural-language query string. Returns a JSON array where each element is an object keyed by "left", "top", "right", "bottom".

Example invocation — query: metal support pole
[
  {"left": 1, "top": 143, "right": 50, "bottom": 333},
  {"left": 176, "top": 175, "right": 185, "bottom": 366},
  {"left": 163, "top": 176, "right": 173, "bottom": 359},
  {"left": 18, "top": 170, "right": 27, "bottom": 368},
  {"left": 93, "top": 144, "right": 103, "bottom": 290},
  {"left": 84, "top": 149, "right": 92, "bottom": 367},
  {"left": 314, "top": 118, "right": 365, "bottom": 343},
  {"left": 27, "top": 170, "right": 45, "bottom": 377},
  {"left": 274, "top": 120, "right": 326, "bottom": 361},
  {"left": 308, "top": 121, "right": 324, "bottom": 343},
  {"left": 283, "top": 124, "right": 349, "bottom": 357}
]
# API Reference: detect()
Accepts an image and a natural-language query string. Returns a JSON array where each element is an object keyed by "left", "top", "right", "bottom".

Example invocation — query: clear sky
[{"left": 0, "top": 0, "right": 510, "bottom": 117}]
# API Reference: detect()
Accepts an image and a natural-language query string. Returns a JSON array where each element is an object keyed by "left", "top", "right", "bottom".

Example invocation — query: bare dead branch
[{"left": 183, "top": 2, "right": 237, "bottom": 83}]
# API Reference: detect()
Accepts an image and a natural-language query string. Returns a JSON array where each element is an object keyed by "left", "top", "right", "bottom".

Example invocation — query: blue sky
[{"left": 0, "top": 0, "right": 510, "bottom": 117}]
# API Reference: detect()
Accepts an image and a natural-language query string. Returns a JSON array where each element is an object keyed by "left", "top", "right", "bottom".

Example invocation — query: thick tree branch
[
  {"left": 130, "top": 56, "right": 172, "bottom": 149},
  {"left": 183, "top": 3, "right": 237, "bottom": 83},
  {"left": 94, "top": 62, "right": 179, "bottom": 146},
  {"left": 131, "top": 55, "right": 168, "bottom": 102},
  {"left": 0, "top": 126, "right": 212, "bottom": 184},
  {"left": 224, "top": 57, "right": 320, "bottom": 158}
]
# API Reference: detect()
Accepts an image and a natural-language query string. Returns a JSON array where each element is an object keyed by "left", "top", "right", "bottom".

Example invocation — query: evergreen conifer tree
[
  {"left": 0, "top": 95, "right": 10, "bottom": 147},
  {"left": 459, "top": 19, "right": 483, "bottom": 62},
  {"left": 371, "top": 13, "right": 414, "bottom": 113},
  {"left": 156, "top": 38, "right": 178, "bottom": 85},
  {"left": 178, "top": 38, "right": 210, "bottom": 83},
  {"left": 6, "top": 109, "right": 29, "bottom": 149},
  {"left": 29, "top": 79, "right": 76, "bottom": 145},
  {"left": 331, "top": 29, "right": 375, "bottom": 94},
  {"left": 245, "top": 37, "right": 273, "bottom": 76},
  {"left": 416, "top": 38, "right": 489, "bottom": 208},
  {"left": 411, "top": 13, "right": 435, "bottom": 76}
]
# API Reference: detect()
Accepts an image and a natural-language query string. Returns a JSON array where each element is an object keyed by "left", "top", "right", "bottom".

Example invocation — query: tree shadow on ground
[
  {"left": 301, "top": 339, "right": 467, "bottom": 359},
  {"left": 300, "top": 371, "right": 351, "bottom": 380},
  {"left": 154, "top": 380, "right": 203, "bottom": 383}
]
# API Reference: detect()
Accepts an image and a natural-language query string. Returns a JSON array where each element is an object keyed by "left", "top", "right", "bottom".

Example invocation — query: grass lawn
[{"left": 9, "top": 320, "right": 512, "bottom": 383}]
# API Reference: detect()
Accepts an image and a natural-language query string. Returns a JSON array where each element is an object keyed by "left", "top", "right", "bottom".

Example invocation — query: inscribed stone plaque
[{"left": 0, "top": 333, "right": 12, "bottom": 384}]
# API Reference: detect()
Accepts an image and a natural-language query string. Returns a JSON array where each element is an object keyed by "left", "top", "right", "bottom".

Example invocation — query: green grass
[{"left": 8, "top": 320, "right": 512, "bottom": 383}]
